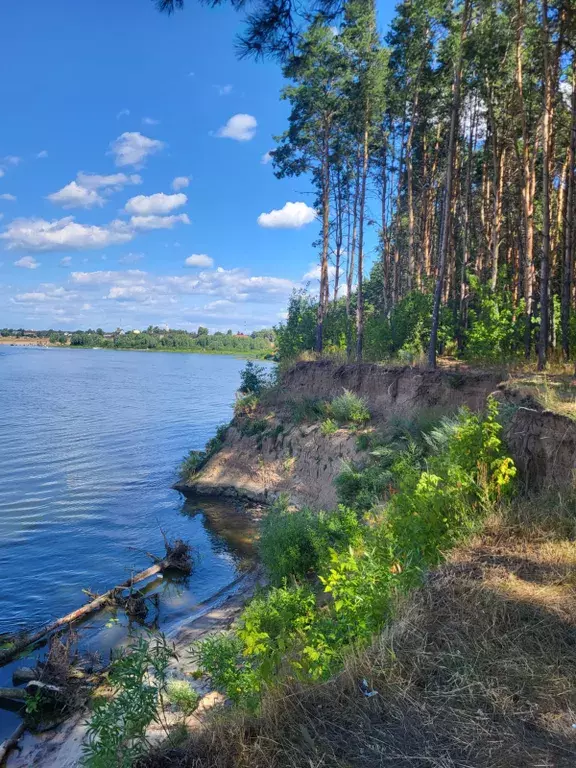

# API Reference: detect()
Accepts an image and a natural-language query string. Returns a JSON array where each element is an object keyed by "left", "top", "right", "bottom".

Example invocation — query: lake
[{"left": 0, "top": 346, "right": 266, "bottom": 739}]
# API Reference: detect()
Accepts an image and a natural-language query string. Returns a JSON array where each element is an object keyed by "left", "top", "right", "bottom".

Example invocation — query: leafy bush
[
  {"left": 288, "top": 397, "right": 327, "bottom": 424},
  {"left": 329, "top": 390, "right": 370, "bottom": 424},
  {"left": 234, "top": 392, "right": 259, "bottom": 417},
  {"left": 165, "top": 680, "right": 200, "bottom": 716},
  {"left": 84, "top": 635, "right": 175, "bottom": 768},
  {"left": 320, "top": 418, "right": 338, "bottom": 435},
  {"left": 238, "top": 417, "right": 269, "bottom": 437},
  {"left": 239, "top": 361, "right": 271, "bottom": 396},
  {"left": 191, "top": 633, "right": 260, "bottom": 710},
  {"left": 179, "top": 449, "right": 206, "bottom": 480},
  {"left": 259, "top": 501, "right": 361, "bottom": 584}
]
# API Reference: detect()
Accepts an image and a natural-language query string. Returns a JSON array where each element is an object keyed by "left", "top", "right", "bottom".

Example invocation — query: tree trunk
[
  {"left": 356, "top": 118, "right": 370, "bottom": 362},
  {"left": 316, "top": 123, "right": 331, "bottom": 354},
  {"left": 428, "top": 0, "right": 470, "bottom": 369},
  {"left": 563, "top": 56, "right": 576, "bottom": 360}
]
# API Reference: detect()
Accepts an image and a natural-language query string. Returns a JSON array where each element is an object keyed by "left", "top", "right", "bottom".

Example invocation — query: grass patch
[{"left": 329, "top": 390, "right": 370, "bottom": 425}]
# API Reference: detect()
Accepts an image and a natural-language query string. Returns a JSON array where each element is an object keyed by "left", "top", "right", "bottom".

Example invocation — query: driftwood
[
  {"left": 0, "top": 539, "right": 192, "bottom": 667},
  {"left": 0, "top": 721, "right": 26, "bottom": 765},
  {"left": 0, "top": 687, "right": 26, "bottom": 701}
]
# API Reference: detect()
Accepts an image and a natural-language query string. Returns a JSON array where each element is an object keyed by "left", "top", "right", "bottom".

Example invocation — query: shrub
[
  {"left": 165, "top": 680, "right": 200, "bottom": 716},
  {"left": 259, "top": 501, "right": 361, "bottom": 584},
  {"left": 288, "top": 397, "right": 327, "bottom": 424},
  {"left": 330, "top": 390, "right": 370, "bottom": 424},
  {"left": 320, "top": 418, "right": 338, "bottom": 435},
  {"left": 234, "top": 393, "right": 259, "bottom": 417},
  {"left": 84, "top": 635, "right": 175, "bottom": 768},
  {"left": 239, "top": 361, "right": 270, "bottom": 396},
  {"left": 238, "top": 417, "right": 269, "bottom": 437},
  {"left": 191, "top": 633, "right": 260, "bottom": 710},
  {"left": 179, "top": 449, "right": 206, "bottom": 480}
]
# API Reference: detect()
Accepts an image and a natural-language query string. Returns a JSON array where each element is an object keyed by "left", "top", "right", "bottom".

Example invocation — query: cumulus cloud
[
  {"left": 0, "top": 193, "right": 16, "bottom": 201},
  {"left": 129, "top": 214, "right": 190, "bottom": 231},
  {"left": 1, "top": 216, "right": 133, "bottom": 251},
  {"left": 216, "top": 114, "right": 257, "bottom": 141},
  {"left": 109, "top": 132, "right": 165, "bottom": 168},
  {"left": 172, "top": 176, "right": 190, "bottom": 191},
  {"left": 48, "top": 172, "right": 142, "bottom": 209},
  {"left": 14, "top": 256, "right": 40, "bottom": 269},
  {"left": 257, "top": 201, "right": 317, "bottom": 229},
  {"left": 125, "top": 192, "right": 187, "bottom": 216},
  {"left": 261, "top": 151, "right": 273, "bottom": 165},
  {"left": 185, "top": 254, "right": 213, "bottom": 268},
  {"left": 47, "top": 181, "right": 106, "bottom": 209}
]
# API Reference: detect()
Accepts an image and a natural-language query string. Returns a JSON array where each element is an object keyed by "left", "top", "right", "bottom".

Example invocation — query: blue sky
[{"left": 0, "top": 0, "right": 393, "bottom": 332}]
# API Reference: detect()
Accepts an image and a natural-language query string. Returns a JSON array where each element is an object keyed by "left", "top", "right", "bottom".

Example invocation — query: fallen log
[
  {"left": 0, "top": 539, "right": 192, "bottom": 667},
  {"left": 0, "top": 721, "right": 26, "bottom": 765},
  {"left": 0, "top": 687, "right": 26, "bottom": 702}
]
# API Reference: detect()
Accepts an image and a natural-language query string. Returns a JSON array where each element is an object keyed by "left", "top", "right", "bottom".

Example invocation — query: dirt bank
[{"left": 179, "top": 362, "right": 576, "bottom": 506}]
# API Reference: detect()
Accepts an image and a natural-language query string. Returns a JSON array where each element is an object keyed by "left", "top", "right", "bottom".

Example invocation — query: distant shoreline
[{"left": 0, "top": 338, "right": 273, "bottom": 359}]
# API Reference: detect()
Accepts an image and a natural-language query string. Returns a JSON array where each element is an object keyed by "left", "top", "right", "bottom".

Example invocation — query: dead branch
[
  {"left": 0, "top": 721, "right": 26, "bottom": 765},
  {"left": 0, "top": 539, "right": 192, "bottom": 667}
]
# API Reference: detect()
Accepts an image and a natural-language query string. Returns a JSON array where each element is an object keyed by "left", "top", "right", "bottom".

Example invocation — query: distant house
[
  {"left": 22, "top": 330, "right": 37, "bottom": 338},
  {"left": 132, "top": 329, "right": 141, "bottom": 335},
  {"left": 235, "top": 332, "right": 249, "bottom": 338}
]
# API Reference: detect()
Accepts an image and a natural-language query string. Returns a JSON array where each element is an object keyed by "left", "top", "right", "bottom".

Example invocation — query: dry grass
[{"left": 142, "top": 493, "right": 576, "bottom": 768}]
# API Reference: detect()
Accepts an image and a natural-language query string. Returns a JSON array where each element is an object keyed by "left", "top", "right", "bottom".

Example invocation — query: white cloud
[
  {"left": 142, "top": 117, "right": 160, "bottom": 125},
  {"left": 47, "top": 181, "right": 105, "bottom": 209},
  {"left": 36, "top": 150, "right": 48, "bottom": 159},
  {"left": 0, "top": 193, "right": 16, "bottom": 201},
  {"left": 1, "top": 216, "right": 133, "bottom": 251},
  {"left": 129, "top": 213, "right": 190, "bottom": 230},
  {"left": 257, "top": 201, "right": 317, "bottom": 229},
  {"left": 216, "top": 114, "right": 257, "bottom": 141},
  {"left": 48, "top": 172, "right": 142, "bottom": 209},
  {"left": 215, "top": 84, "right": 233, "bottom": 96},
  {"left": 109, "top": 132, "right": 165, "bottom": 168},
  {"left": 261, "top": 151, "right": 273, "bottom": 165},
  {"left": 116, "top": 108, "right": 130, "bottom": 119},
  {"left": 125, "top": 192, "right": 187, "bottom": 215},
  {"left": 76, "top": 172, "right": 142, "bottom": 190},
  {"left": 185, "top": 254, "right": 213, "bottom": 268},
  {"left": 172, "top": 176, "right": 190, "bottom": 191},
  {"left": 14, "top": 256, "right": 40, "bottom": 269},
  {"left": 0, "top": 169, "right": 4, "bottom": 178},
  {"left": 4, "top": 156, "right": 21, "bottom": 166},
  {"left": 60, "top": 256, "right": 72, "bottom": 267}
]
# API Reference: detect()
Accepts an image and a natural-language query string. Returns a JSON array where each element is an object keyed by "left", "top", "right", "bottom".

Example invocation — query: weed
[
  {"left": 287, "top": 397, "right": 327, "bottom": 424},
  {"left": 165, "top": 680, "right": 200, "bottom": 716},
  {"left": 329, "top": 390, "right": 370, "bottom": 424},
  {"left": 320, "top": 418, "right": 338, "bottom": 435}
]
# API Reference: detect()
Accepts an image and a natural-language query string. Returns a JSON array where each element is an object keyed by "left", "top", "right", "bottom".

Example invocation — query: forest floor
[{"left": 143, "top": 492, "right": 576, "bottom": 768}]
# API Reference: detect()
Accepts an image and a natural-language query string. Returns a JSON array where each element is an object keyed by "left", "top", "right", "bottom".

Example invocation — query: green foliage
[
  {"left": 464, "top": 279, "right": 525, "bottom": 361},
  {"left": 179, "top": 423, "right": 229, "bottom": 479},
  {"left": 238, "top": 417, "right": 269, "bottom": 437},
  {"left": 234, "top": 393, "right": 259, "bottom": 417},
  {"left": 193, "top": 403, "right": 517, "bottom": 715},
  {"left": 259, "top": 500, "right": 361, "bottom": 585},
  {"left": 83, "top": 635, "right": 175, "bottom": 768},
  {"left": 239, "top": 361, "right": 271, "bottom": 396},
  {"left": 191, "top": 633, "right": 260, "bottom": 710},
  {"left": 320, "top": 418, "right": 338, "bottom": 435},
  {"left": 329, "top": 390, "right": 370, "bottom": 424},
  {"left": 288, "top": 397, "right": 327, "bottom": 424},
  {"left": 165, "top": 680, "right": 200, "bottom": 716}
]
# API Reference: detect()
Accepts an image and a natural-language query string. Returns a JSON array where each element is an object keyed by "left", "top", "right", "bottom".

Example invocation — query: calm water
[{"left": 0, "top": 346, "right": 265, "bottom": 737}]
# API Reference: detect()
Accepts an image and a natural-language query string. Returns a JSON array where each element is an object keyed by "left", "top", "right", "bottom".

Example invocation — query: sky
[{"left": 0, "top": 0, "right": 393, "bottom": 333}]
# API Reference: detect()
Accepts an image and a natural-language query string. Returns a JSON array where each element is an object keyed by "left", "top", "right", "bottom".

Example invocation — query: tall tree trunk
[
  {"left": 490, "top": 145, "right": 506, "bottom": 292},
  {"left": 563, "top": 56, "right": 576, "bottom": 360},
  {"left": 356, "top": 118, "right": 370, "bottom": 362},
  {"left": 316, "top": 124, "right": 331, "bottom": 354},
  {"left": 428, "top": 0, "right": 470, "bottom": 369},
  {"left": 346, "top": 147, "right": 361, "bottom": 360}
]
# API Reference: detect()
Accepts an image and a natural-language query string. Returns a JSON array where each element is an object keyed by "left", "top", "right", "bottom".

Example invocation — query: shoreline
[{"left": 0, "top": 340, "right": 273, "bottom": 359}]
